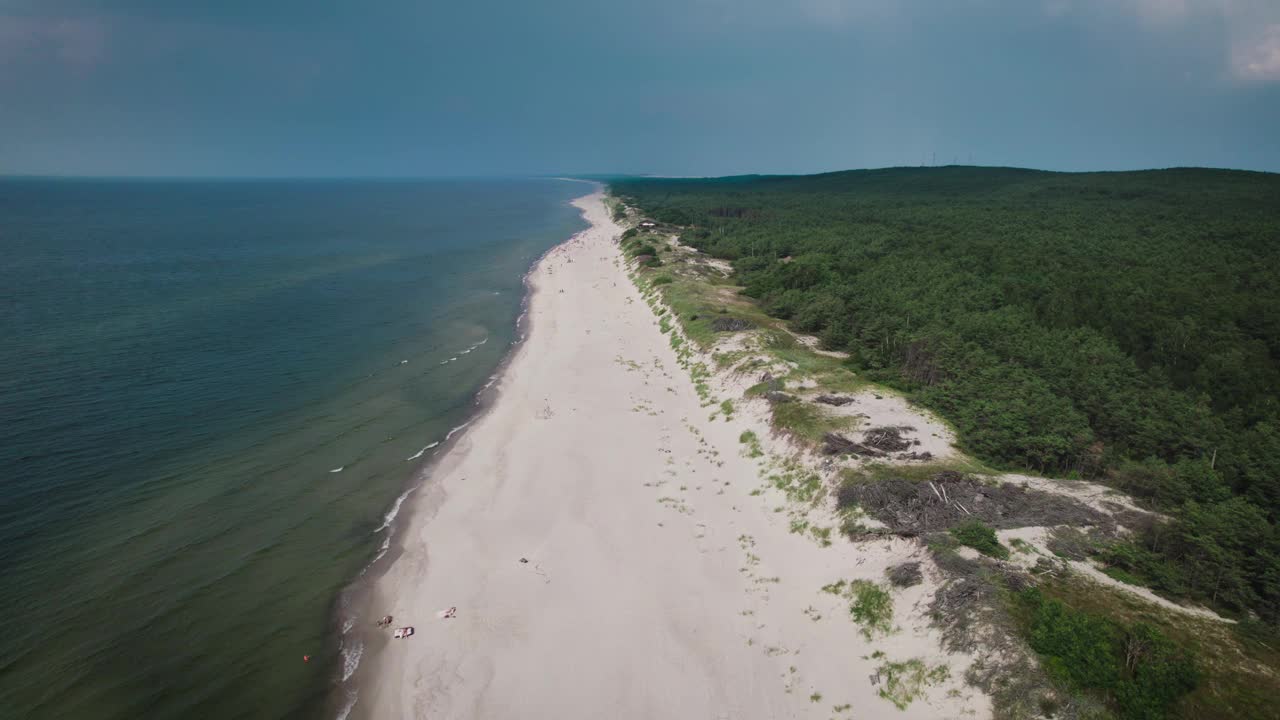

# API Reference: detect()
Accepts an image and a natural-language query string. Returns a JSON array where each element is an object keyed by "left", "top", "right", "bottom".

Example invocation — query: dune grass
[
  {"left": 838, "top": 459, "right": 996, "bottom": 487},
  {"left": 849, "top": 580, "right": 895, "bottom": 639},
  {"left": 876, "top": 659, "right": 950, "bottom": 710},
  {"left": 769, "top": 400, "right": 855, "bottom": 444}
]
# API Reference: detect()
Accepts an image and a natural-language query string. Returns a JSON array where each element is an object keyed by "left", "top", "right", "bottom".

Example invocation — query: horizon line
[{"left": 1, "top": 164, "right": 1274, "bottom": 182}]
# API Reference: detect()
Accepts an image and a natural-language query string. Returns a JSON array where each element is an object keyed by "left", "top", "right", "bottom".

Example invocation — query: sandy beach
[{"left": 350, "top": 191, "right": 988, "bottom": 719}]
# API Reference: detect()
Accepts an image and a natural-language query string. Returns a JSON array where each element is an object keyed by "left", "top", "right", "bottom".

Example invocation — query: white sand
[{"left": 353, "top": 192, "right": 987, "bottom": 719}]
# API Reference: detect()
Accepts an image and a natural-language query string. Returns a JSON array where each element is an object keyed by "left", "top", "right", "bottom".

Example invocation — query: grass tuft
[
  {"left": 848, "top": 580, "right": 895, "bottom": 639},
  {"left": 876, "top": 659, "right": 950, "bottom": 710}
]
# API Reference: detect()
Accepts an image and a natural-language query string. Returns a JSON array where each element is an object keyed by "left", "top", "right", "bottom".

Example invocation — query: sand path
[{"left": 352, "top": 191, "right": 985, "bottom": 719}]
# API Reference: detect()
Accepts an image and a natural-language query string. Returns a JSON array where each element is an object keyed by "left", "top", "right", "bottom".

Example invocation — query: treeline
[{"left": 611, "top": 167, "right": 1280, "bottom": 622}]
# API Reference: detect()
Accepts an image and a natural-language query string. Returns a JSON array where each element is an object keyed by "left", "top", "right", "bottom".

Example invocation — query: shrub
[
  {"left": 1020, "top": 588, "right": 1198, "bottom": 719},
  {"left": 1115, "top": 624, "right": 1199, "bottom": 720},
  {"left": 652, "top": 274, "right": 674, "bottom": 285},
  {"left": 1023, "top": 589, "right": 1120, "bottom": 690},
  {"left": 950, "top": 519, "right": 1009, "bottom": 559}
]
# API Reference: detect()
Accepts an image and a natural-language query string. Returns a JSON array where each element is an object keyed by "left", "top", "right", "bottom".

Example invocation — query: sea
[{"left": 0, "top": 177, "right": 590, "bottom": 719}]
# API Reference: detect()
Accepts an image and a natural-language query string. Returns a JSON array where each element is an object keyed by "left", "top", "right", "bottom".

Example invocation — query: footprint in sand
[{"left": 694, "top": 523, "right": 713, "bottom": 553}]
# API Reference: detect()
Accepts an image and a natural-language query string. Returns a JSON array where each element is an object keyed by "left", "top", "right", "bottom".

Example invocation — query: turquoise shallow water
[{"left": 0, "top": 178, "right": 588, "bottom": 719}]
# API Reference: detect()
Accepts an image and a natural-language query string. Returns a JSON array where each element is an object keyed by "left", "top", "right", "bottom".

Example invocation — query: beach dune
[{"left": 352, "top": 191, "right": 985, "bottom": 719}]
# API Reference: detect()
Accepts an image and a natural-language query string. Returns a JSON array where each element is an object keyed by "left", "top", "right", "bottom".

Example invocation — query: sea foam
[
  {"left": 445, "top": 421, "right": 471, "bottom": 440},
  {"left": 375, "top": 489, "right": 413, "bottom": 533},
  {"left": 340, "top": 638, "right": 363, "bottom": 682},
  {"left": 405, "top": 440, "right": 439, "bottom": 461}
]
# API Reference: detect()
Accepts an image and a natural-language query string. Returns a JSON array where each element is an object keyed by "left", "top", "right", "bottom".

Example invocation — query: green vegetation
[
  {"left": 1101, "top": 565, "right": 1147, "bottom": 588},
  {"left": 759, "top": 330, "right": 866, "bottom": 393},
  {"left": 876, "top": 658, "right": 950, "bottom": 710},
  {"left": 1029, "top": 576, "right": 1280, "bottom": 720},
  {"left": 768, "top": 399, "right": 853, "bottom": 443},
  {"left": 950, "top": 519, "right": 1010, "bottom": 560},
  {"left": 738, "top": 429, "right": 764, "bottom": 458},
  {"left": 612, "top": 167, "right": 1280, "bottom": 623},
  {"left": 719, "top": 398, "right": 735, "bottom": 420},
  {"left": 810, "top": 525, "right": 832, "bottom": 546},
  {"left": 840, "top": 459, "right": 994, "bottom": 485},
  {"left": 768, "top": 466, "right": 823, "bottom": 505},
  {"left": 848, "top": 579, "right": 894, "bottom": 639},
  {"left": 1019, "top": 588, "right": 1198, "bottom": 719}
]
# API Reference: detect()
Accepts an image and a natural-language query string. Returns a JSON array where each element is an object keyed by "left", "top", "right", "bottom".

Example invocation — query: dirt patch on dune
[{"left": 711, "top": 316, "right": 754, "bottom": 332}]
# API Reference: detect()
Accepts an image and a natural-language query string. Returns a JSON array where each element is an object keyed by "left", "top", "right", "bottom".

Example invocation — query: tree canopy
[{"left": 612, "top": 166, "right": 1280, "bottom": 621}]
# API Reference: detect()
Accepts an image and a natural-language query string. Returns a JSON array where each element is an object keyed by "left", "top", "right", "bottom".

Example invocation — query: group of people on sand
[
  {"left": 369, "top": 556, "right": 543, "bottom": 646},
  {"left": 374, "top": 606, "right": 456, "bottom": 639}
]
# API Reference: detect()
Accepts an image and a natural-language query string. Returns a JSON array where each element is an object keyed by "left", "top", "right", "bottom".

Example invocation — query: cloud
[
  {"left": 1044, "top": 0, "right": 1280, "bottom": 84},
  {"left": 1233, "top": 24, "right": 1280, "bottom": 82}
]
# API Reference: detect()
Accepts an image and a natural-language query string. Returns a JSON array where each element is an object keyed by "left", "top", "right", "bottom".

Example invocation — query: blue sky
[{"left": 1, "top": 0, "right": 1278, "bottom": 176}]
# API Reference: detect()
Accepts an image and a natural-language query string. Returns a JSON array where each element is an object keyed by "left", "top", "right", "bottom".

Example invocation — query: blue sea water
[{"left": 0, "top": 178, "right": 589, "bottom": 719}]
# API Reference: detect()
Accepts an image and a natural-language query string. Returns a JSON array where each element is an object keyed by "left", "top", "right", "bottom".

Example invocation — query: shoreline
[
  {"left": 328, "top": 187, "right": 601, "bottom": 719},
  {"left": 342, "top": 190, "right": 989, "bottom": 719}
]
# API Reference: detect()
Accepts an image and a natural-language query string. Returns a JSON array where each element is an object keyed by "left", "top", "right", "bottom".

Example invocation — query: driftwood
[
  {"left": 838, "top": 471, "right": 1109, "bottom": 537},
  {"left": 765, "top": 391, "right": 796, "bottom": 404},
  {"left": 862, "top": 426, "right": 915, "bottom": 452},
  {"left": 821, "top": 432, "right": 886, "bottom": 457},
  {"left": 821, "top": 426, "right": 916, "bottom": 456}
]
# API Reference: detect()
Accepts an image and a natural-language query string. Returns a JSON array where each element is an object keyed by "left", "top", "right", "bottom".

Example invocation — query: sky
[{"left": 1, "top": 0, "right": 1278, "bottom": 177}]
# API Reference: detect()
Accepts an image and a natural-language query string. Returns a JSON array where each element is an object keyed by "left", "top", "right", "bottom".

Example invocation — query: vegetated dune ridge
[
  {"left": 348, "top": 191, "right": 990, "bottom": 719},
  {"left": 612, "top": 170, "right": 1280, "bottom": 720}
]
